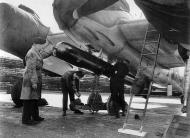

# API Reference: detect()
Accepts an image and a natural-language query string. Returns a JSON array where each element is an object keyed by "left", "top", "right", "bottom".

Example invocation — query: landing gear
[
  {"left": 86, "top": 75, "right": 104, "bottom": 113},
  {"left": 180, "top": 51, "right": 190, "bottom": 116},
  {"left": 79, "top": 75, "right": 128, "bottom": 114}
]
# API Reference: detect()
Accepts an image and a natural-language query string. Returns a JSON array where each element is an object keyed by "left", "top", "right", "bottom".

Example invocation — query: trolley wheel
[{"left": 87, "top": 92, "right": 103, "bottom": 113}]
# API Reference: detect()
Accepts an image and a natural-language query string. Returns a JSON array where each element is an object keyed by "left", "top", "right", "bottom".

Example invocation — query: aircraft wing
[{"left": 43, "top": 56, "right": 73, "bottom": 76}]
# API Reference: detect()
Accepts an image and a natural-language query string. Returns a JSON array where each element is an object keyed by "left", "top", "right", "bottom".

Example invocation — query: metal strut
[{"left": 119, "top": 24, "right": 161, "bottom": 136}]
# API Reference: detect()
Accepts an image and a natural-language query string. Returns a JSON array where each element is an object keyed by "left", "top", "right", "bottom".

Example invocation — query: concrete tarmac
[{"left": 0, "top": 91, "right": 184, "bottom": 138}]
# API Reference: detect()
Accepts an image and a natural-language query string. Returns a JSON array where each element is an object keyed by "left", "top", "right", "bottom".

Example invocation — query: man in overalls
[{"left": 61, "top": 70, "right": 84, "bottom": 116}]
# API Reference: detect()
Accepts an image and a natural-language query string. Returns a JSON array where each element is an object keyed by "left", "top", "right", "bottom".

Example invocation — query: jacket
[
  {"left": 110, "top": 61, "right": 129, "bottom": 90},
  {"left": 20, "top": 45, "right": 44, "bottom": 100},
  {"left": 61, "top": 71, "right": 79, "bottom": 94}
]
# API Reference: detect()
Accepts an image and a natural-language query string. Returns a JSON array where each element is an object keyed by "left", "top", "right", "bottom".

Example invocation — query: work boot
[
  {"left": 62, "top": 111, "right": 66, "bottom": 116},
  {"left": 33, "top": 116, "right": 44, "bottom": 122},
  {"left": 74, "top": 109, "right": 84, "bottom": 115}
]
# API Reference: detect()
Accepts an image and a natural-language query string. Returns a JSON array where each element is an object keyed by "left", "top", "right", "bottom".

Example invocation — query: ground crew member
[
  {"left": 110, "top": 59, "right": 129, "bottom": 118},
  {"left": 20, "top": 37, "right": 52, "bottom": 125},
  {"left": 61, "top": 70, "right": 84, "bottom": 116}
]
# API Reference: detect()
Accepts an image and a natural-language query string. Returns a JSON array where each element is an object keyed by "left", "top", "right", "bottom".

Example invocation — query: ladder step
[
  {"left": 141, "top": 53, "right": 157, "bottom": 56},
  {"left": 146, "top": 30, "right": 159, "bottom": 35},
  {"left": 125, "top": 122, "right": 168, "bottom": 128},
  {"left": 118, "top": 128, "right": 147, "bottom": 137},
  {"left": 145, "top": 40, "right": 160, "bottom": 44},
  {"left": 145, "top": 33, "right": 160, "bottom": 41},
  {"left": 147, "top": 30, "right": 157, "bottom": 33}
]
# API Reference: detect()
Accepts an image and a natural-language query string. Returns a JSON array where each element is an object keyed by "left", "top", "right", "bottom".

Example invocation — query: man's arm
[
  {"left": 75, "top": 78, "right": 80, "bottom": 92},
  {"left": 66, "top": 77, "right": 76, "bottom": 94},
  {"left": 25, "top": 52, "right": 38, "bottom": 90},
  {"left": 74, "top": 78, "right": 81, "bottom": 97}
]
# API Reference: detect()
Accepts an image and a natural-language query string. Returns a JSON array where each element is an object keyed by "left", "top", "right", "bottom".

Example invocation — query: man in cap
[
  {"left": 110, "top": 59, "right": 129, "bottom": 118},
  {"left": 20, "top": 37, "right": 52, "bottom": 125}
]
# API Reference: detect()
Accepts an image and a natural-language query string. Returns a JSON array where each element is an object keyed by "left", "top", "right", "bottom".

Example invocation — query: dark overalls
[
  {"left": 61, "top": 71, "right": 79, "bottom": 111},
  {"left": 110, "top": 62, "right": 129, "bottom": 117}
]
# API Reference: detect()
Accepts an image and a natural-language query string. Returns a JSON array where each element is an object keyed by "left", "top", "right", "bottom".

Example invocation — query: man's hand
[{"left": 75, "top": 91, "right": 81, "bottom": 97}]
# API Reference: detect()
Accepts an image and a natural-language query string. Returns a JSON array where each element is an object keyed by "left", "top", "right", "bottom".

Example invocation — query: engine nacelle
[{"left": 0, "top": 3, "right": 50, "bottom": 59}]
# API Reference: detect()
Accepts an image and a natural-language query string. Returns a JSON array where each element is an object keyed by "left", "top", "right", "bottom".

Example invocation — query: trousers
[
  {"left": 22, "top": 100, "right": 39, "bottom": 121},
  {"left": 62, "top": 90, "right": 75, "bottom": 111}
]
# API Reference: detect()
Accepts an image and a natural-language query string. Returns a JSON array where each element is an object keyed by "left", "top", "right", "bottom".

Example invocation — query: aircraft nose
[{"left": 52, "top": 0, "right": 119, "bottom": 30}]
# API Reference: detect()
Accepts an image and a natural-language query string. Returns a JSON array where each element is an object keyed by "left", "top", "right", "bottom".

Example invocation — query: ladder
[{"left": 119, "top": 24, "right": 161, "bottom": 136}]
